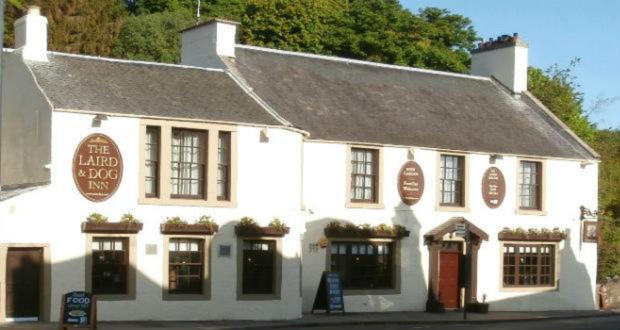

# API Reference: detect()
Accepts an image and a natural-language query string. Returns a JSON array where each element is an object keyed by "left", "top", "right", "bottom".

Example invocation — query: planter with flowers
[
  {"left": 81, "top": 213, "right": 144, "bottom": 233},
  {"left": 160, "top": 215, "right": 219, "bottom": 235},
  {"left": 324, "top": 221, "right": 410, "bottom": 239},
  {"left": 234, "top": 217, "right": 290, "bottom": 237}
]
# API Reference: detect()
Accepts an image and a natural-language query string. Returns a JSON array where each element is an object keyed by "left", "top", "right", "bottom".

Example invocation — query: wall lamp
[
  {"left": 489, "top": 154, "right": 503, "bottom": 164},
  {"left": 91, "top": 114, "right": 108, "bottom": 127}
]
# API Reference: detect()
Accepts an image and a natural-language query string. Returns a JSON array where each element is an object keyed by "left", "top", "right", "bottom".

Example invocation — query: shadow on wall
[
  {"left": 301, "top": 202, "right": 427, "bottom": 312},
  {"left": 489, "top": 229, "right": 597, "bottom": 311},
  {"left": 7, "top": 220, "right": 303, "bottom": 323}
]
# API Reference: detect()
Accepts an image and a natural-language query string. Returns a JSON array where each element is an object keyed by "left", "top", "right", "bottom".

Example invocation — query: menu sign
[
  {"left": 311, "top": 271, "right": 345, "bottom": 314},
  {"left": 397, "top": 161, "right": 424, "bottom": 206},
  {"left": 61, "top": 291, "right": 93, "bottom": 327},
  {"left": 73, "top": 133, "right": 123, "bottom": 202},
  {"left": 481, "top": 166, "right": 505, "bottom": 208}
]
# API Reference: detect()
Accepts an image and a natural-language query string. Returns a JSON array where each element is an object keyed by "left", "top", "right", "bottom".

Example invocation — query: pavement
[{"left": 1, "top": 310, "right": 619, "bottom": 329}]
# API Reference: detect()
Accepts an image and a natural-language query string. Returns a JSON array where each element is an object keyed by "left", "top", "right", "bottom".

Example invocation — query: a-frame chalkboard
[{"left": 311, "top": 271, "right": 345, "bottom": 314}]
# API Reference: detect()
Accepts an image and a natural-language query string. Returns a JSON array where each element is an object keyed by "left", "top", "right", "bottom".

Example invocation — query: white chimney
[
  {"left": 14, "top": 6, "right": 48, "bottom": 62},
  {"left": 471, "top": 33, "right": 528, "bottom": 94},
  {"left": 181, "top": 19, "right": 239, "bottom": 69}
]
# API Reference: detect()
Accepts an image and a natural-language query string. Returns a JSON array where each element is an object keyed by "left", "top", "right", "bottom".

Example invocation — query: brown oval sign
[
  {"left": 398, "top": 161, "right": 424, "bottom": 206},
  {"left": 73, "top": 133, "right": 123, "bottom": 202},
  {"left": 481, "top": 166, "right": 505, "bottom": 209}
]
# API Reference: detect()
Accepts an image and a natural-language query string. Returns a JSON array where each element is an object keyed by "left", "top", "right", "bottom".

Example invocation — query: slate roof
[
  {"left": 27, "top": 53, "right": 282, "bottom": 126},
  {"left": 228, "top": 46, "right": 597, "bottom": 160}
]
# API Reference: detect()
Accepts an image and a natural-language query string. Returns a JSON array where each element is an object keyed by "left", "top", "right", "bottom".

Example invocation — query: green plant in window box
[
  {"left": 120, "top": 213, "right": 141, "bottom": 224},
  {"left": 195, "top": 215, "right": 219, "bottom": 232},
  {"left": 466, "top": 294, "right": 489, "bottom": 313},
  {"left": 235, "top": 216, "right": 289, "bottom": 237},
  {"left": 86, "top": 213, "right": 108, "bottom": 223},
  {"left": 343, "top": 223, "right": 359, "bottom": 234},
  {"left": 165, "top": 216, "right": 187, "bottom": 225},
  {"left": 359, "top": 224, "right": 373, "bottom": 235},
  {"left": 268, "top": 218, "right": 288, "bottom": 231}
]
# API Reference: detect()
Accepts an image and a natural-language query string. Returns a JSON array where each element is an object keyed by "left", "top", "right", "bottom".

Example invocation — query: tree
[
  {"left": 527, "top": 60, "right": 595, "bottom": 142},
  {"left": 4, "top": 0, "right": 125, "bottom": 56},
  {"left": 112, "top": 10, "right": 194, "bottom": 63}
]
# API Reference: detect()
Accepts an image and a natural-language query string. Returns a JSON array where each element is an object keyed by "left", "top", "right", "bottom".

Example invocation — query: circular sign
[
  {"left": 397, "top": 161, "right": 424, "bottom": 206},
  {"left": 481, "top": 166, "right": 505, "bottom": 209},
  {"left": 72, "top": 133, "right": 123, "bottom": 202}
]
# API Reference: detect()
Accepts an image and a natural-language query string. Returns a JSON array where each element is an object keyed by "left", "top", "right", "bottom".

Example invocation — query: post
[{"left": 463, "top": 228, "right": 471, "bottom": 320}]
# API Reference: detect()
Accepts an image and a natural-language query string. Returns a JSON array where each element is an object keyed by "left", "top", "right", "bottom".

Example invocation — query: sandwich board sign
[
  {"left": 311, "top": 271, "right": 345, "bottom": 314},
  {"left": 60, "top": 291, "right": 97, "bottom": 329}
]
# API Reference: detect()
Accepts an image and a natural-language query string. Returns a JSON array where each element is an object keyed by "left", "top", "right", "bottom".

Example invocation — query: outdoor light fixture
[
  {"left": 407, "top": 147, "right": 415, "bottom": 160},
  {"left": 91, "top": 114, "right": 108, "bottom": 127},
  {"left": 580, "top": 160, "right": 594, "bottom": 168},
  {"left": 260, "top": 127, "right": 270, "bottom": 143},
  {"left": 489, "top": 154, "right": 503, "bottom": 164}
]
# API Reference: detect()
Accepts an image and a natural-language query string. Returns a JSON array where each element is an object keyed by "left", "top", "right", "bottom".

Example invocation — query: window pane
[
  {"left": 92, "top": 237, "right": 128, "bottom": 295},
  {"left": 168, "top": 238, "right": 203, "bottom": 294},
  {"left": 217, "top": 132, "right": 231, "bottom": 201},
  {"left": 519, "top": 161, "right": 541, "bottom": 209},
  {"left": 242, "top": 240, "right": 275, "bottom": 294},
  {"left": 170, "top": 129, "right": 206, "bottom": 198},
  {"left": 145, "top": 126, "right": 160, "bottom": 197},
  {"left": 330, "top": 241, "right": 394, "bottom": 289},
  {"left": 440, "top": 155, "right": 464, "bottom": 205},
  {"left": 502, "top": 244, "right": 554, "bottom": 287},
  {"left": 351, "top": 148, "right": 377, "bottom": 203}
]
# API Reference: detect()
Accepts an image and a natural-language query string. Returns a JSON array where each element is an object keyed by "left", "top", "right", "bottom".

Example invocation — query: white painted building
[{"left": 0, "top": 8, "right": 599, "bottom": 324}]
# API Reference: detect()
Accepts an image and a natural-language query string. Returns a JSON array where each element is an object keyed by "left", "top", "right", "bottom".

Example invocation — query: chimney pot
[{"left": 27, "top": 6, "right": 41, "bottom": 15}]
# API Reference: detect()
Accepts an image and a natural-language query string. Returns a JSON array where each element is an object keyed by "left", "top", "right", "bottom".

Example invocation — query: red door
[{"left": 439, "top": 250, "right": 460, "bottom": 308}]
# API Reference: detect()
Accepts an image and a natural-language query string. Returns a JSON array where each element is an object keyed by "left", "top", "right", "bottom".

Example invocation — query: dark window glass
[
  {"left": 330, "top": 241, "right": 394, "bottom": 289},
  {"left": 242, "top": 240, "right": 275, "bottom": 294},
  {"left": 145, "top": 126, "right": 160, "bottom": 197},
  {"left": 171, "top": 129, "right": 206, "bottom": 198},
  {"left": 168, "top": 239, "right": 203, "bottom": 294},
  {"left": 217, "top": 132, "right": 231, "bottom": 201},
  {"left": 519, "top": 161, "right": 542, "bottom": 210},
  {"left": 440, "top": 155, "right": 464, "bottom": 206},
  {"left": 351, "top": 148, "right": 377, "bottom": 203},
  {"left": 503, "top": 244, "right": 554, "bottom": 287},
  {"left": 92, "top": 238, "right": 128, "bottom": 295}
]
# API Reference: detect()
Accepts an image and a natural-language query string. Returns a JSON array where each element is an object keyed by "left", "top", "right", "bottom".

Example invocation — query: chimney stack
[
  {"left": 180, "top": 19, "right": 239, "bottom": 69},
  {"left": 471, "top": 33, "right": 528, "bottom": 94},
  {"left": 14, "top": 6, "right": 48, "bottom": 62}
]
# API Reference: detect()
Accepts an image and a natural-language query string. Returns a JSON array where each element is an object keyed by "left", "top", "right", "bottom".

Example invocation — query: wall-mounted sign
[
  {"left": 481, "top": 166, "right": 505, "bottom": 208},
  {"left": 397, "top": 161, "right": 424, "bottom": 206},
  {"left": 583, "top": 221, "right": 599, "bottom": 243},
  {"left": 73, "top": 133, "right": 123, "bottom": 202}
]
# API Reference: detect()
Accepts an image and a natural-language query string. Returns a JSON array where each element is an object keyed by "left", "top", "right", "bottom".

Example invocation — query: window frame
[
  {"left": 501, "top": 242, "right": 557, "bottom": 290},
  {"left": 236, "top": 237, "right": 282, "bottom": 301},
  {"left": 144, "top": 126, "right": 160, "bottom": 198},
  {"left": 439, "top": 154, "right": 465, "bottom": 206},
  {"left": 326, "top": 238, "right": 401, "bottom": 295},
  {"left": 217, "top": 131, "right": 231, "bottom": 201},
  {"left": 435, "top": 152, "right": 470, "bottom": 212},
  {"left": 85, "top": 234, "right": 137, "bottom": 301},
  {"left": 345, "top": 145, "right": 384, "bottom": 209},
  {"left": 162, "top": 235, "right": 211, "bottom": 300},
  {"left": 139, "top": 120, "right": 237, "bottom": 207},
  {"left": 170, "top": 128, "right": 208, "bottom": 200},
  {"left": 515, "top": 158, "right": 546, "bottom": 215}
]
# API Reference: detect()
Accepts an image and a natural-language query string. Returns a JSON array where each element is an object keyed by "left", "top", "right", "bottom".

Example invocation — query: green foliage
[
  {"left": 86, "top": 213, "right": 109, "bottom": 223},
  {"left": 599, "top": 213, "right": 620, "bottom": 279},
  {"left": 527, "top": 61, "right": 595, "bottom": 142},
  {"left": 195, "top": 215, "right": 219, "bottom": 231},
  {"left": 120, "top": 213, "right": 141, "bottom": 224},
  {"left": 112, "top": 10, "right": 194, "bottom": 63},
  {"left": 165, "top": 216, "right": 187, "bottom": 225},
  {"left": 4, "top": 0, "right": 125, "bottom": 55},
  {"left": 238, "top": 216, "right": 258, "bottom": 228},
  {"left": 268, "top": 218, "right": 287, "bottom": 230}
]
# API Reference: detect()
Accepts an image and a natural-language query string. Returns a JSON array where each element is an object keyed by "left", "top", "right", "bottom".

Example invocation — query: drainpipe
[{"left": 0, "top": 1, "right": 5, "bottom": 193}]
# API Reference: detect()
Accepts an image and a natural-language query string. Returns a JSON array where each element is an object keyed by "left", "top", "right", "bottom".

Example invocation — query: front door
[
  {"left": 6, "top": 248, "right": 42, "bottom": 319},
  {"left": 438, "top": 250, "right": 460, "bottom": 309}
]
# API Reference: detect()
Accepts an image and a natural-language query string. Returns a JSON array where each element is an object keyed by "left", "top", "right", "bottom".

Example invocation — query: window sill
[
  {"left": 138, "top": 196, "right": 236, "bottom": 208},
  {"left": 162, "top": 293, "right": 210, "bottom": 301},
  {"left": 343, "top": 288, "right": 401, "bottom": 296},
  {"left": 93, "top": 293, "right": 136, "bottom": 301},
  {"left": 237, "top": 293, "right": 281, "bottom": 301},
  {"left": 435, "top": 205, "right": 470, "bottom": 213},
  {"left": 500, "top": 285, "right": 557, "bottom": 293},
  {"left": 345, "top": 201, "right": 385, "bottom": 209},
  {"left": 515, "top": 209, "right": 547, "bottom": 216}
]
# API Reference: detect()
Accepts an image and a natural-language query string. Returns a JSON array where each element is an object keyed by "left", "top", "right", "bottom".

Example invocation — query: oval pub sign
[
  {"left": 73, "top": 133, "right": 123, "bottom": 202},
  {"left": 481, "top": 166, "right": 505, "bottom": 208},
  {"left": 397, "top": 161, "right": 424, "bottom": 206}
]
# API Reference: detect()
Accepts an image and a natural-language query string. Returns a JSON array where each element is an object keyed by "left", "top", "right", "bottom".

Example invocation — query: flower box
[
  {"left": 81, "top": 222, "right": 143, "bottom": 234},
  {"left": 498, "top": 229, "right": 566, "bottom": 242},
  {"left": 324, "top": 228, "right": 410, "bottom": 239},
  {"left": 234, "top": 225, "right": 290, "bottom": 237},
  {"left": 160, "top": 223, "right": 218, "bottom": 235}
]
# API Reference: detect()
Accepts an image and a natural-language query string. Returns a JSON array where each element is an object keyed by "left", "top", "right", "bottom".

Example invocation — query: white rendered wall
[
  {"left": 471, "top": 46, "right": 528, "bottom": 93},
  {"left": 301, "top": 141, "right": 598, "bottom": 312},
  {"left": 0, "top": 112, "right": 304, "bottom": 321}
]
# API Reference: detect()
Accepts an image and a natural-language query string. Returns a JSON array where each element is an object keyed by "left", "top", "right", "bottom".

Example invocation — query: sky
[{"left": 403, "top": 0, "right": 620, "bottom": 129}]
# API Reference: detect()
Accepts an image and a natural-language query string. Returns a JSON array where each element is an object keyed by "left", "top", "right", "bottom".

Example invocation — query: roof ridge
[
  {"left": 44, "top": 51, "right": 226, "bottom": 73},
  {"left": 236, "top": 44, "right": 491, "bottom": 81}
]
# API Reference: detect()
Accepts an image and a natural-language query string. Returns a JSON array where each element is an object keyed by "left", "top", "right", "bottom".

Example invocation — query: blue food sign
[{"left": 62, "top": 291, "right": 92, "bottom": 326}]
